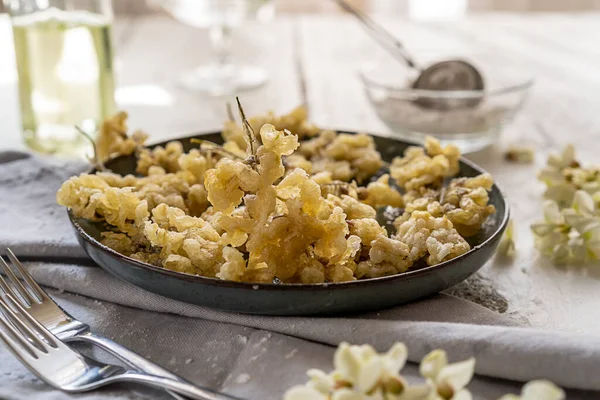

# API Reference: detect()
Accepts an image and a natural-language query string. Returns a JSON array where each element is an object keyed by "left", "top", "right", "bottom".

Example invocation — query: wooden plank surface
[{"left": 1, "top": 13, "right": 600, "bottom": 334}]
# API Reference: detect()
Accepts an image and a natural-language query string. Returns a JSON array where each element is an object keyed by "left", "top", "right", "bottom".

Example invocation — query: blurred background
[
  {"left": 4, "top": 0, "right": 600, "bottom": 16},
  {"left": 101, "top": 0, "right": 600, "bottom": 15},
  {"left": 1, "top": 0, "right": 598, "bottom": 156}
]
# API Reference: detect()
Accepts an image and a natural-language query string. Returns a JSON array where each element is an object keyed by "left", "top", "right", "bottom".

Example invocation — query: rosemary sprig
[
  {"left": 226, "top": 102, "right": 235, "bottom": 122},
  {"left": 75, "top": 125, "right": 106, "bottom": 172},
  {"left": 236, "top": 97, "right": 261, "bottom": 169},
  {"left": 236, "top": 96, "right": 260, "bottom": 156},
  {"left": 190, "top": 138, "right": 242, "bottom": 160},
  {"left": 320, "top": 181, "right": 356, "bottom": 196}
]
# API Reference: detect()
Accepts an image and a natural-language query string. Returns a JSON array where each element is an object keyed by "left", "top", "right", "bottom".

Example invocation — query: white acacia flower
[
  {"left": 284, "top": 342, "right": 431, "bottom": 400},
  {"left": 283, "top": 344, "right": 565, "bottom": 400},
  {"left": 531, "top": 191, "right": 600, "bottom": 263},
  {"left": 284, "top": 386, "right": 328, "bottom": 400},
  {"left": 497, "top": 380, "right": 565, "bottom": 400},
  {"left": 497, "top": 219, "right": 515, "bottom": 256},
  {"left": 419, "top": 350, "right": 475, "bottom": 400},
  {"left": 333, "top": 342, "right": 385, "bottom": 393},
  {"left": 504, "top": 145, "right": 534, "bottom": 163},
  {"left": 546, "top": 144, "right": 576, "bottom": 170},
  {"left": 537, "top": 143, "right": 600, "bottom": 208}
]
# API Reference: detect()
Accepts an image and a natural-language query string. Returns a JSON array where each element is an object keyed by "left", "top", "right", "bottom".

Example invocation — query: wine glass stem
[{"left": 210, "top": 24, "right": 234, "bottom": 75}]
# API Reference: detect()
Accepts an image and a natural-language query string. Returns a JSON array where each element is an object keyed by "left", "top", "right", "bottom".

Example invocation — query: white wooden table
[{"left": 2, "top": 13, "right": 600, "bottom": 334}]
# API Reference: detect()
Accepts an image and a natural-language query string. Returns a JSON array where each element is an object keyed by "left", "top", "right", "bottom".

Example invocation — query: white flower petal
[
  {"left": 383, "top": 343, "right": 408, "bottom": 373},
  {"left": 535, "top": 231, "right": 569, "bottom": 257},
  {"left": 284, "top": 385, "right": 328, "bottom": 400},
  {"left": 530, "top": 223, "right": 554, "bottom": 237},
  {"left": 358, "top": 357, "right": 383, "bottom": 393},
  {"left": 581, "top": 182, "right": 600, "bottom": 196},
  {"left": 546, "top": 153, "right": 563, "bottom": 169},
  {"left": 543, "top": 201, "right": 563, "bottom": 224},
  {"left": 356, "top": 344, "right": 378, "bottom": 361},
  {"left": 584, "top": 224, "right": 600, "bottom": 240},
  {"left": 419, "top": 349, "right": 448, "bottom": 379},
  {"left": 396, "top": 384, "right": 432, "bottom": 400},
  {"left": 521, "top": 380, "right": 565, "bottom": 400},
  {"left": 562, "top": 144, "right": 575, "bottom": 166},
  {"left": 537, "top": 167, "right": 563, "bottom": 183},
  {"left": 334, "top": 343, "right": 361, "bottom": 383},
  {"left": 332, "top": 388, "right": 364, "bottom": 400},
  {"left": 307, "top": 369, "right": 328, "bottom": 379},
  {"left": 574, "top": 219, "right": 600, "bottom": 235},
  {"left": 497, "top": 395, "right": 521, "bottom": 400},
  {"left": 561, "top": 210, "right": 600, "bottom": 234},
  {"left": 436, "top": 357, "right": 475, "bottom": 391},
  {"left": 586, "top": 239, "right": 600, "bottom": 259},
  {"left": 544, "top": 186, "right": 575, "bottom": 208},
  {"left": 570, "top": 243, "right": 589, "bottom": 263},
  {"left": 552, "top": 243, "right": 572, "bottom": 263},
  {"left": 572, "top": 190, "right": 595, "bottom": 215},
  {"left": 306, "top": 369, "right": 334, "bottom": 393},
  {"left": 452, "top": 389, "right": 472, "bottom": 400}
]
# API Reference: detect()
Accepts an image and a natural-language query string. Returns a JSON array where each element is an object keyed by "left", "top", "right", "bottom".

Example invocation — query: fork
[
  {"left": 0, "top": 249, "right": 235, "bottom": 400},
  {"left": 0, "top": 292, "right": 228, "bottom": 399}
]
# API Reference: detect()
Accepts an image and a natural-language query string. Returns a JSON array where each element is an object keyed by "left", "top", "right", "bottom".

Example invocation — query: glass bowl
[{"left": 360, "top": 58, "right": 534, "bottom": 152}]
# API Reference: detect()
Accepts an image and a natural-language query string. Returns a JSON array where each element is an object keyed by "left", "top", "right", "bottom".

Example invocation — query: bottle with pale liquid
[{"left": 6, "top": 0, "right": 115, "bottom": 157}]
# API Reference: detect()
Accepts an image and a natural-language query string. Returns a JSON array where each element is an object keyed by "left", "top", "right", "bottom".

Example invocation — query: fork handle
[
  {"left": 75, "top": 331, "right": 228, "bottom": 399},
  {"left": 111, "top": 371, "right": 236, "bottom": 400},
  {"left": 76, "top": 331, "right": 183, "bottom": 380}
]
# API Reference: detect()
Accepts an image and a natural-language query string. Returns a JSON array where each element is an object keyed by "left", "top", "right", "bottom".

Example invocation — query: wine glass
[{"left": 156, "top": 0, "right": 274, "bottom": 96}]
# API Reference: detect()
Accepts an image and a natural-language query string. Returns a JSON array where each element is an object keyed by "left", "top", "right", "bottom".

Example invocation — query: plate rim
[{"left": 68, "top": 130, "right": 510, "bottom": 291}]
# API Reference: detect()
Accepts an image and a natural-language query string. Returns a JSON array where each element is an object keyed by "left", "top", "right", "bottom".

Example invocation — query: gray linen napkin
[
  {"left": 0, "top": 151, "right": 598, "bottom": 399},
  {"left": 0, "top": 152, "right": 88, "bottom": 260}
]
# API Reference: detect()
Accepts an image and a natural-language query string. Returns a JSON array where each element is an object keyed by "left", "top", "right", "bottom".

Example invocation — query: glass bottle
[{"left": 5, "top": 0, "right": 116, "bottom": 157}]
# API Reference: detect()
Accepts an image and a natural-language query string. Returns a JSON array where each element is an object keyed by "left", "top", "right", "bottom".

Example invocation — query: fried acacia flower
[
  {"left": 368, "top": 236, "right": 412, "bottom": 273},
  {"left": 95, "top": 111, "right": 149, "bottom": 161},
  {"left": 59, "top": 109, "right": 498, "bottom": 283},
  {"left": 137, "top": 141, "right": 186, "bottom": 175},
  {"left": 424, "top": 136, "right": 460, "bottom": 177},
  {"left": 57, "top": 175, "right": 149, "bottom": 235},
  {"left": 390, "top": 137, "right": 460, "bottom": 191},
  {"left": 204, "top": 124, "right": 363, "bottom": 283},
  {"left": 358, "top": 174, "right": 404, "bottom": 209},
  {"left": 394, "top": 211, "right": 470, "bottom": 266},
  {"left": 320, "top": 181, "right": 359, "bottom": 199},
  {"left": 403, "top": 187, "right": 444, "bottom": 217},
  {"left": 222, "top": 105, "right": 320, "bottom": 149},
  {"left": 326, "top": 194, "right": 377, "bottom": 220},
  {"left": 65, "top": 163, "right": 209, "bottom": 217},
  {"left": 143, "top": 204, "right": 223, "bottom": 276},
  {"left": 441, "top": 173, "right": 496, "bottom": 237},
  {"left": 348, "top": 218, "right": 387, "bottom": 247},
  {"left": 355, "top": 211, "right": 469, "bottom": 278},
  {"left": 395, "top": 174, "right": 495, "bottom": 238},
  {"left": 100, "top": 232, "right": 135, "bottom": 256},
  {"left": 300, "top": 131, "right": 383, "bottom": 183}
]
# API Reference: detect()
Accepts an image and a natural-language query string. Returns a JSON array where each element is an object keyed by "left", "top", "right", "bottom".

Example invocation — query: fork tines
[
  {"left": 0, "top": 292, "right": 57, "bottom": 359},
  {"left": 0, "top": 249, "right": 46, "bottom": 306}
]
